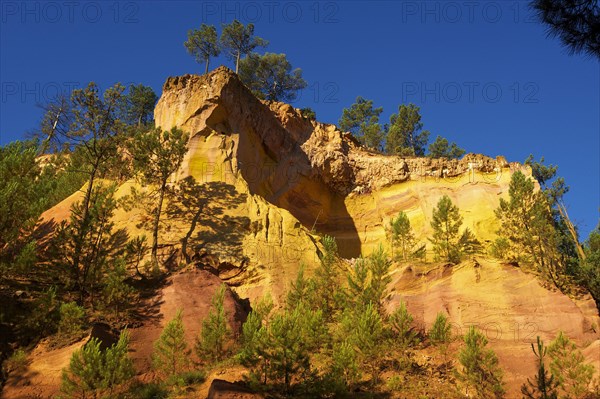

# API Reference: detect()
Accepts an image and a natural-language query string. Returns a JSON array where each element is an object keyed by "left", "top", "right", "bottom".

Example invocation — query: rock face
[
  {"left": 154, "top": 67, "right": 526, "bottom": 261},
  {"left": 128, "top": 269, "right": 248, "bottom": 378},
  {"left": 17, "top": 67, "right": 597, "bottom": 399},
  {"left": 388, "top": 259, "right": 600, "bottom": 398}
]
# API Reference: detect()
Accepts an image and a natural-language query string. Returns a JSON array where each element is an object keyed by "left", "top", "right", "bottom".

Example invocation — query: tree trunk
[
  {"left": 205, "top": 58, "right": 209, "bottom": 74},
  {"left": 556, "top": 200, "right": 586, "bottom": 260},
  {"left": 75, "top": 165, "right": 98, "bottom": 305},
  {"left": 235, "top": 51, "right": 240, "bottom": 74},
  {"left": 181, "top": 209, "right": 202, "bottom": 264},
  {"left": 151, "top": 180, "right": 167, "bottom": 272}
]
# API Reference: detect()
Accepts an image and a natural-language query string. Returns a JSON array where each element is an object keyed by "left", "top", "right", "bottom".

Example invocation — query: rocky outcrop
[
  {"left": 153, "top": 67, "right": 528, "bottom": 260},
  {"left": 156, "top": 68, "right": 517, "bottom": 197}
]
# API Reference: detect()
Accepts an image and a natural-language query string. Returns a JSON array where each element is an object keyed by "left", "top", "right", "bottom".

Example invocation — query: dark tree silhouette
[
  {"left": 531, "top": 0, "right": 600, "bottom": 58},
  {"left": 166, "top": 177, "right": 248, "bottom": 265}
]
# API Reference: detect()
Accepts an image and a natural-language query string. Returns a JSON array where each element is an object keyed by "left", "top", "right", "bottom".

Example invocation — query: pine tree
[
  {"left": 265, "top": 306, "right": 311, "bottom": 392},
  {"left": 286, "top": 264, "right": 317, "bottom": 310},
  {"left": 338, "top": 96, "right": 384, "bottom": 150},
  {"left": 50, "top": 183, "right": 120, "bottom": 304},
  {"left": 531, "top": 0, "right": 600, "bottom": 58},
  {"left": 238, "top": 295, "right": 273, "bottom": 384},
  {"left": 390, "top": 211, "right": 417, "bottom": 261},
  {"left": 345, "top": 246, "right": 391, "bottom": 313},
  {"left": 119, "top": 84, "right": 157, "bottom": 127},
  {"left": 456, "top": 326, "right": 505, "bottom": 398},
  {"left": 26, "top": 286, "right": 60, "bottom": 337},
  {"left": 315, "top": 235, "right": 342, "bottom": 318},
  {"left": 238, "top": 298, "right": 325, "bottom": 392},
  {"left": 496, "top": 171, "right": 567, "bottom": 289},
  {"left": 184, "top": 24, "right": 221, "bottom": 74},
  {"left": 521, "top": 336, "right": 559, "bottom": 399},
  {"left": 60, "top": 331, "right": 134, "bottom": 399},
  {"left": 101, "top": 330, "right": 135, "bottom": 397},
  {"left": 343, "top": 302, "right": 386, "bottom": 384},
  {"left": 547, "top": 331, "right": 595, "bottom": 398},
  {"left": 220, "top": 20, "right": 267, "bottom": 73},
  {"left": 330, "top": 340, "right": 360, "bottom": 391},
  {"left": 428, "top": 135, "right": 466, "bottom": 159},
  {"left": 152, "top": 310, "right": 189, "bottom": 378},
  {"left": 429, "top": 312, "right": 452, "bottom": 345},
  {"left": 367, "top": 244, "right": 392, "bottom": 311},
  {"left": 60, "top": 337, "right": 104, "bottom": 398},
  {"left": 196, "top": 284, "right": 230, "bottom": 363},
  {"left": 239, "top": 53, "right": 307, "bottom": 102},
  {"left": 0, "top": 140, "right": 43, "bottom": 259},
  {"left": 430, "top": 195, "right": 463, "bottom": 262},
  {"left": 580, "top": 226, "right": 600, "bottom": 307},
  {"left": 128, "top": 126, "right": 189, "bottom": 272},
  {"left": 56, "top": 83, "right": 125, "bottom": 298},
  {"left": 430, "top": 195, "right": 481, "bottom": 263},
  {"left": 58, "top": 302, "right": 85, "bottom": 338},
  {"left": 389, "top": 301, "right": 418, "bottom": 348},
  {"left": 386, "top": 103, "right": 430, "bottom": 156},
  {"left": 103, "top": 258, "right": 136, "bottom": 319},
  {"left": 125, "top": 235, "right": 149, "bottom": 278},
  {"left": 346, "top": 257, "right": 371, "bottom": 311}
]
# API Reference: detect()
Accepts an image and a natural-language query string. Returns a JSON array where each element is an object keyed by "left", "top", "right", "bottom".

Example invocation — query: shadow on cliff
[
  {"left": 166, "top": 176, "right": 249, "bottom": 264},
  {"left": 202, "top": 71, "right": 361, "bottom": 257}
]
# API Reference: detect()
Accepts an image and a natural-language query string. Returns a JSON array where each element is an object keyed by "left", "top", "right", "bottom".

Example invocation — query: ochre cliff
[
  {"left": 153, "top": 67, "right": 524, "bottom": 262},
  {"left": 18, "top": 67, "right": 597, "bottom": 399}
]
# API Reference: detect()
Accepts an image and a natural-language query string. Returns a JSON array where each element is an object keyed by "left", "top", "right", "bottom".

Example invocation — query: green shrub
[
  {"left": 27, "top": 287, "right": 60, "bottom": 336},
  {"left": 390, "top": 301, "right": 418, "bottom": 348},
  {"left": 428, "top": 312, "right": 452, "bottom": 345},
  {"left": 456, "top": 326, "right": 505, "bottom": 398},
  {"left": 195, "top": 284, "right": 230, "bottom": 363},
  {"left": 387, "top": 375, "right": 404, "bottom": 391},
  {"left": 152, "top": 310, "right": 190, "bottom": 378},
  {"left": 127, "top": 382, "right": 169, "bottom": 399},
  {"left": 60, "top": 331, "right": 134, "bottom": 398},
  {"left": 548, "top": 331, "right": 595, "bottom": 399},
  {"left": 178, "top": 370, "right": 206, "bottom": 385},
  {"left": 58, "top": 302, "right": 85, "bottom": 337},
  {"left": 489, "top": 237, "right": 511, "bottom": 260},
  {"left": 5, "top": 349, "right": 28, "bottom": 373}
]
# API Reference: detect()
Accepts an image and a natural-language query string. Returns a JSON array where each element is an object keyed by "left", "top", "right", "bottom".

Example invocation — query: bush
[
  {"left": 387, "top": 375, "right": 404, "bottom": 391},
  {"left": 195, "top": 284, "right": 230, "bottom": 363},
  {"left": 330, "top": 341, "right": 360, "bottom": 391},
  {"left": 27, "top": 287, "right": 60, "bottom": 336},
  {"left": 178, "top": 370, "right": 206, "bottom": 385},
  {"left": 428, "top": 312, "right": 452, "bottom": 345},
  {"left": 127, "top": 382, "right": 169, "bottom": 399},
  {"left": 390, "top": 301, "right": 418, "bottom": 348},
  {"left": 152, "top": 310, "right": 190, "bottom": 378},
  {"left": 489, "top": 237, "right": 511, "bottom": 260},
  {"left": 548, "top": 331, "right": 595, "bottom": 398},
  {"left": 456, "top": 326, "right": 505, "bottom": 398},
  {"left": 58, "top": 302, "right": 85, "bottom": 337},
  {"left": 5, "top": 349, "right": 28, "bottom": 373},
  {"left": 60, "top": 331, "right": 134, "bottom": 398}
]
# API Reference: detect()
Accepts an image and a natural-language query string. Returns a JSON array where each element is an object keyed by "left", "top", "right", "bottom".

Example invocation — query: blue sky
[{"left": 1, "top": 1, "right": 598, "bottom": 238}]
